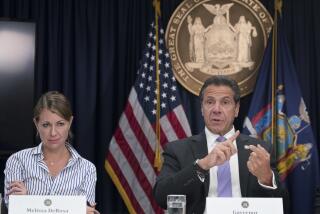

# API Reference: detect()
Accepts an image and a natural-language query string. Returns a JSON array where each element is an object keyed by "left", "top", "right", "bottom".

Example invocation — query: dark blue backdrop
[{"left": 0, "top": 0, "right": 319, "bottom": 213}]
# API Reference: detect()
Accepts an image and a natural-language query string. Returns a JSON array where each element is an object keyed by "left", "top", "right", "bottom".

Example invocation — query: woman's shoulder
[
  {"left": 8, "top": 146, "right": 38, "bottom": 160},
  {"left": 79, "top": 157, "right": 96, "bottom": 169},
  {"left": 67, "top": 145, "right": 96, "bottom": 171},
  {"left": 75, "top": 157, "right": 96, "bottom": 177},
  {"left": 5, "top": 146, "right": 39, "bottom": 168}
]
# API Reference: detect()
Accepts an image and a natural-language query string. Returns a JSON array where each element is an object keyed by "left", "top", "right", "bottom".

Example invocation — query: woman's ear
[
  {"left": 33, "top": 119, "right": 40, "bottom": 137},
  {"left": 69, "top": 116, "right": 74, "bottom": 128},
  {"left": 33, "top": 118, "right": 38, "bottom": 129}
]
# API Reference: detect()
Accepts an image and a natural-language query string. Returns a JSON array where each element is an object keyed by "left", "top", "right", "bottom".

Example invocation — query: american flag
[{"left": 105, "top": 20, "right": 192, "bottom": 214}]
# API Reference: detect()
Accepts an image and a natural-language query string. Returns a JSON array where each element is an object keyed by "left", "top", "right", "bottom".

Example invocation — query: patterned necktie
[{"left": 216, "top": 136, "right": 232, "bottom": 197}]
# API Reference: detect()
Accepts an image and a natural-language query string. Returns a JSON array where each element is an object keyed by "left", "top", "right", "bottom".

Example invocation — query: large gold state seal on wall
[{"left": 166, "top": 0, "right": 273, "bottom": 97}]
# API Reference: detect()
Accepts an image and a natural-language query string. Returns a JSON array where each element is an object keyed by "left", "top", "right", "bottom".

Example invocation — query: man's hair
[{"left": 199, "top": 75, "right": 241, "bottom": 103}]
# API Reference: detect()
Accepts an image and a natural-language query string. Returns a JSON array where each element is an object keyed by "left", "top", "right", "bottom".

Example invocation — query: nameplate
[
  {"left": 9, "top": 195, "right": 86, "bottom": 214},
  {"left": 206, "top": 197, "right": 283, "bottom": 214}
]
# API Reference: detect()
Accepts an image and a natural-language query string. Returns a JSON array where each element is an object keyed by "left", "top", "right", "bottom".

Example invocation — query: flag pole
[
  {"left": 153, "top": 0, "right": 162, "bottom": 170},
  {"left": 271, "top": 0, "right": 282, "bottom": 151}
]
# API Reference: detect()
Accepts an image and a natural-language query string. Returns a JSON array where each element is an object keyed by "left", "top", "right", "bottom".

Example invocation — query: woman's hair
[{"left": 33, "top": 91, "right": 73, "bottom": 140}]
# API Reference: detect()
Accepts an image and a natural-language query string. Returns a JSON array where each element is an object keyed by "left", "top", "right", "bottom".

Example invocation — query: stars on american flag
[{"left": 135, "top": 24, "right": 178, "bottom": 120}]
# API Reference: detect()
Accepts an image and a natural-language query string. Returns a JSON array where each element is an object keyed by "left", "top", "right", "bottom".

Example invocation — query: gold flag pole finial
[
  {"left": 275, "top": 0, "right": 283, "bottom": 16},
  {"left": 153, "top": 0, "right": 161, "bottom": 17}
]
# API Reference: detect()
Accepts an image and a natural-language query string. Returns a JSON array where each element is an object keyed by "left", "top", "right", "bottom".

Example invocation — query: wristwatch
[{"left": 193, "top": 159, "right": 208, "bottom": 182}]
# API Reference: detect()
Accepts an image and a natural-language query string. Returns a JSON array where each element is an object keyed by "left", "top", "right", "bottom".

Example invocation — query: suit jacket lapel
[
  {"left": 189, "top": 133, "right": 252, "bottom": 197},
  {"left": 189, "top": 132, "right": 210, "bottom": 196},
  {"left": 237, "top": 134, "right": 251, "bottom": 197},
  {"left": 190, "top": 132, "right": 208, "bottom": 159}
]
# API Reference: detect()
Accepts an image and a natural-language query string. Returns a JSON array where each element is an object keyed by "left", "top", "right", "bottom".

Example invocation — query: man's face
[{"left": 201, "top": 85, "right": 239, "bottom": 135}]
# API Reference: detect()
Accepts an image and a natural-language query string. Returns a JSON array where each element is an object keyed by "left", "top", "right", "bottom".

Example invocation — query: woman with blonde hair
[{"left": 4, "top": 91, "right": 99, "bottom": 214}]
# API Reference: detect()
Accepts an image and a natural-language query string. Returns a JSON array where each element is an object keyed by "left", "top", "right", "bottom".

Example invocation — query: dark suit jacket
[{"left": 153, "top": 132, "right": 289, "bottom": 214}]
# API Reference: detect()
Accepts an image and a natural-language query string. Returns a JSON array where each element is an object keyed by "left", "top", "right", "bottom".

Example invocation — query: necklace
[
  {"left": 48, "top": 161, "right": 56, "bottom": 166},
  {"left": 45, "top": 158, "right": 64, "bottom": 166},
  {"left": 44, "top": 149, "right": 70, "bottom": 167}
]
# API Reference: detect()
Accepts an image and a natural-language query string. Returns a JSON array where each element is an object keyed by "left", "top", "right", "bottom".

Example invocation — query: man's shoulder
[{"left": 165, "top": 132, "right": 205, "bottom": 149}]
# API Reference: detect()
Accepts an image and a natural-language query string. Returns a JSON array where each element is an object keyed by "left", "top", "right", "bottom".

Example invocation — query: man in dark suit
[{"left": 153, "top": 75, "right": 288, "bottom": 214}]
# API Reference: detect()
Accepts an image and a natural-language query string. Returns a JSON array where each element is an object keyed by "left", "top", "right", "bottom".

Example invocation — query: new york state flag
[{"left": 243, "top": 15, "right": 319, "bottom": 214}]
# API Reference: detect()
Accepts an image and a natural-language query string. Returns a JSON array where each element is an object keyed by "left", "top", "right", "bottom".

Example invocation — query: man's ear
[
  {"left": 201, "top": 105, "right": 204, "bottom": 117},
  {"left": 235, "top": 102, "right": 240, "bottom": 118}
]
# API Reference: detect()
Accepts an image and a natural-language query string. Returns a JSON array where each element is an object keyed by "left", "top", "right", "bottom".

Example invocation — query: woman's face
[{"left": 34, "top": 108, "right": 73, "bottom": 150}]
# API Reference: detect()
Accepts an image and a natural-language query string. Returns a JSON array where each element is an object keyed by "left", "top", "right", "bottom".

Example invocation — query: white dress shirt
[
  {"left": 203, "top": 127, "right": 277, "bottom": 214},
  {"left": 4, "top": 142, "right": 97, "bottom": 206},
  {"left": 205, "top": 127, "right": 242, "bottom": 198}
]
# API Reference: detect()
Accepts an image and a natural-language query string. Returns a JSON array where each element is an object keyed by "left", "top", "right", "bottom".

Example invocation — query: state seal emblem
[
  {"left": 44, "top": 198, "right": 52, "bottom": 206},
  {"left": 166, "top": 0, "right": 273, "bottom": 96}
]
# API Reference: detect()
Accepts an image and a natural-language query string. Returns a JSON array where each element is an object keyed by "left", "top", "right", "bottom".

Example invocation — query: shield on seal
[{"left": 203, "top": 3, "right": 237, "bottom": 69}]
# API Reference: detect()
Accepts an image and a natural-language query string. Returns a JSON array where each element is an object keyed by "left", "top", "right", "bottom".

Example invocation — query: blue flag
[{"left": 243, "top": 15, "right": 319, "bottom": 214}]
